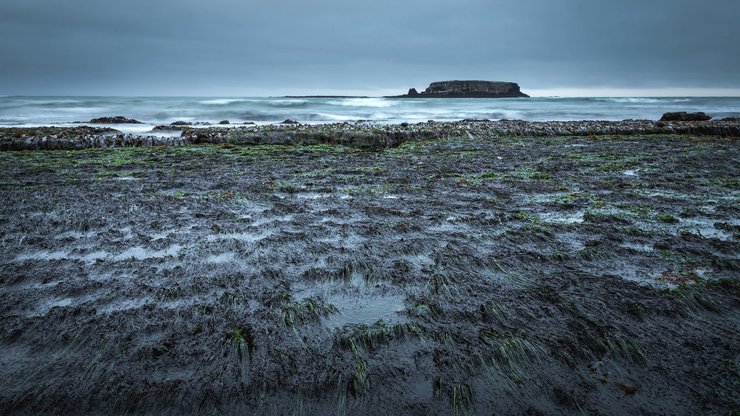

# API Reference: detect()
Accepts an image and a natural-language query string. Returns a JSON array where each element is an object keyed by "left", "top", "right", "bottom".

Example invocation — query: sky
[{"left": 1, "top": 0, "right": 739, "bottom": 96}]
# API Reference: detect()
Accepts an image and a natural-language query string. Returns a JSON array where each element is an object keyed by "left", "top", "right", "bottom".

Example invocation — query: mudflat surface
[{"left": 0, "top": 134, "right": 738, "bottom": 415}]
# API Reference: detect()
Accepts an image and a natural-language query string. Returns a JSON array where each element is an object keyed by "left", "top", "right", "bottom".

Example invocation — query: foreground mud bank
[
  {"left": 0, "top": 133, "right": 738, "bottom": 415},
  {"left": 2, "top": 118, "right": 740, "bottom": 151}
]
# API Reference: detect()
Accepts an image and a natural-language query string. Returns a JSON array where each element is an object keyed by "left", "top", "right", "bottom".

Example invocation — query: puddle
[
  {"left": 150, "top": 231, "right": 171, "bottom": 241},
  {"left": 538, "top": 211, "right": 585, "bottom": 224},
  {"left": 114, "top": 244, "right": 182, "bottom": 261},
  {"left": 27, "top": 279, "right": 63, "bottom": 289},
  {"left": 526, "top": 192, "right": 573, "bottom": 203},
  {"left": 316, "top": 233, "right": 366, "bottom": 249},
  {"left": 401, "top": 254, "right": 434, "bottom": 269},
  {"left": 427, "top": 218, "right": 473, "bottom": 233},
  {"left": 612, "top": 264, "right": 676, "bottom": 289},
  {"left": 16, "top": 249, "right": 111, "bottom": 264},
  {"left": 694, "top": 268, "right": 710, "bottom": 278},
  {"left": 98, "top": 297, "right": 151, "bottom": 314},
  {"left": 15, "top": 250, "right": 68, "bottom": 262},
  {"left": 323, "top": 293, "right": 407, "bottom": 330},
  {"left": 620, "top": 242, "right": 653, "bottom": 252},
  {"left": 297, "top": 192, "right": 333, "bottom": 200},
  {"left": 56, "top": 231, "right": 95, "bottom": 240},
  {"left": 645, "top": 190, "right": 691, "bottom": 201},
  {"left": 319, "top": 215, "right": 364, "bottom": 225},
  {"left": 251, "top": 214, "right": 294, "bottom": 227},
  {"left": 623, "top": 169, "right": 639, "bottom": 176},
  {"left": 80, "top": 250, "right": 109, "bottom": 262},
  {"left": 293, "top": 272, "right": 407, "bottom": 329},
  {"left": 207, "top": 252, "right": 235, "bottom": 264},
  {"left": 120, "top": 227, "right": 134, "bottom": 240},
  {"left": 675, "top": 218, "right": 736, "bottom": 241},
  {"left": 206, "top": 229, "right": 274, "bottom": 243},
  {"left": 29, "top": 297, "right": 74, "bottom": 317},
  {"left": 555, "top": 232, "right": 585, "bottom": 251},
  {"left": 240, "top": 201, "right": 272, "bottom": 214}
]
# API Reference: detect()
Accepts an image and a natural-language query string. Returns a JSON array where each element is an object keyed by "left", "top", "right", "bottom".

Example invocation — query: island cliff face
[{"left": 390, "top": 80, "right": 529, "bottom": 98}]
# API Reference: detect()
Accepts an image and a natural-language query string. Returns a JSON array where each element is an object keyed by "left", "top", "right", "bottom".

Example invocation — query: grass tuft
[
  {"left": 671, "top": 283, "right": 723, "bottom": 314},
  {"left": 230, "top": 325, "right": 256, "bottom": 363},
  {"left": 279, "top": 297, "right": 338, "bottom": 327},
  {"left": 478, "top": 329, "right": 548, "bottom": 392},
  {"left": 480, "top": 301, "right": 507, "bottom": 325},
  {"left": 604, "top": 336, "right": 648, "bottom": 364},
  {"left": 348, "top": 359, "right": 369, "bottom": 397},
  {"left": 428, "top": 274, "right": 460, "bottom": 299},
  {"left": 337, "top": 321, "right": 424, "bottom": 355},
  {"left": 451, "top": 384, "right": 475, "bottom": 416},
  {"left": 656, "top": 213, "right": 679, "bottom": 223}
]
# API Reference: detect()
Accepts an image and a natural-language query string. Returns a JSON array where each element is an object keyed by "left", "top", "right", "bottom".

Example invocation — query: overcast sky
[{"left": 1, "top": 0, "right": 739, "bottom": 96}]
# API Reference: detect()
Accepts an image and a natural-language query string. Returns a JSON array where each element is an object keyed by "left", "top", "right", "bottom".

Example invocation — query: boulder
[
  {"left": 88, "top": 116, "right": 143, "bottom": 124},
  {"left": 218, "top": 120, "right": 230, "bottom": 125},
  {"left": 170, "top": 121, "right": 193, "bottom": 126},
  {"left": 281, "top": 119, "right": 299, "bottom": 125},
  {"left": 659, "top": 112, "right": 712, "bottom": 122}
]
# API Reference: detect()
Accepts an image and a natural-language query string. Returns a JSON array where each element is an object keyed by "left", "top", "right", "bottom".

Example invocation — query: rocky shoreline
[
  {"left": 1, "top": 118, "right": 739, "bottom": 151},
  {"left": 1, "top": 125, "right": 737, "bottom": 415}
]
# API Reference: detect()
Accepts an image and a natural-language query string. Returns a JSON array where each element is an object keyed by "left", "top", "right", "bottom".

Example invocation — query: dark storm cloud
[{"left": 1, "top": 0, "right": 739, "bottom": 95}]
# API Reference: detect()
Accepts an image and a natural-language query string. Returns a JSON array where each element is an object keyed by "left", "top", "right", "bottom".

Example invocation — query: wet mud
[{"left": 0, "top": 133, "right": 738, "bottom": 415}]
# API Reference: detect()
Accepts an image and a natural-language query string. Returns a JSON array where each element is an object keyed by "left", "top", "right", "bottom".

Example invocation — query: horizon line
[{"left": 2, "top": 87, "right": 740, "bottom": 98}]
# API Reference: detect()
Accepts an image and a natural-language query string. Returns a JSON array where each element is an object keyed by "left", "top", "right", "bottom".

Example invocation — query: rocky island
[{"left": 389, "top": 80, "right": 529, "bottom": 98}]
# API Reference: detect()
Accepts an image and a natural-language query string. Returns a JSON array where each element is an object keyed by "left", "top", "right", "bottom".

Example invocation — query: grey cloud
[{"left": 1, "top": 0, "right": 738, "bottom": 95}]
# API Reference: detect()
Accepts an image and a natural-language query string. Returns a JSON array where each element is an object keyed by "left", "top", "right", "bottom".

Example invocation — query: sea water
[{"left": 1, "top": 96, "right": 738, "bottom": 134}]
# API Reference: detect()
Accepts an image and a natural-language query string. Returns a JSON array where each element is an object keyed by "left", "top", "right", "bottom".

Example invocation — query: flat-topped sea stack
[{"left": 389, "top": 80, "right": 529, "bottom": 98}]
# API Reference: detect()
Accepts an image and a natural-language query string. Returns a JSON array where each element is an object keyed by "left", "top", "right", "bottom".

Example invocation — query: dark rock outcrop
[
  {"left": 389, "top": 80, "right": 529, "bottom": 98},
  {"left": 152, "top": 125, "right": 185, "bottom": 132},
  {"left": 660, "top": 112, "right": 712, "bottom": 122},
  {"left": 219, "top": 120, "right": 230, "bottom": 125},
  {"left": 88, "top": 116, "right": 143, "bottom": 124}
]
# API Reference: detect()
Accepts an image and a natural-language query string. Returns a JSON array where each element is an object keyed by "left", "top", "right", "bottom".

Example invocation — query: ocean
[{"left": 1, "top": 96, "right": 739, "bottom": 134}]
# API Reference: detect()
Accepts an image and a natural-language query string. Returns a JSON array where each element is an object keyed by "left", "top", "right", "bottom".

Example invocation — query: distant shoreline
[{"left": 282, "top": 95, "right": 369, "bottom": 99}]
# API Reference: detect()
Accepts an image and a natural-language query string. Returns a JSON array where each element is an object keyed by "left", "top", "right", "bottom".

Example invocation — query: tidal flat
[{"left": 0, "top": 128, "right": 738, "bottom": 415}]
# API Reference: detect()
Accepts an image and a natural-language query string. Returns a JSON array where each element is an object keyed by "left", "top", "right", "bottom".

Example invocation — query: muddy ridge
[
  {"left": 0, "top": 131, "right": 738, "bottom": 415},
  {"left": 2, "top": 119, "right": 740, "bottom": 151}
]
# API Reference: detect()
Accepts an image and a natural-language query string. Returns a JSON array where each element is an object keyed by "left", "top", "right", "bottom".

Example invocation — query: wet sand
[{"left": 0, "top": 127, "right": 738, "bottom": 414}]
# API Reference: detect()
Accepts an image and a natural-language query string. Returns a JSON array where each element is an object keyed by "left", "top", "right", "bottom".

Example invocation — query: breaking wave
[
  {"left": 1, "top": 96, "right": 738, "bottom": 127},
  {"left": 199, "top": 98, "right": 251, "bottom": 105},
  {"left": 327, "top": 98, "right": 394, "bottom": 108}
]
